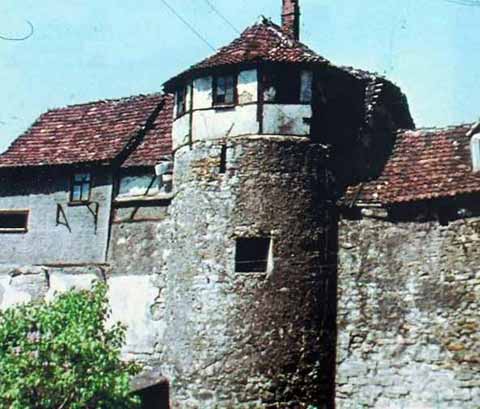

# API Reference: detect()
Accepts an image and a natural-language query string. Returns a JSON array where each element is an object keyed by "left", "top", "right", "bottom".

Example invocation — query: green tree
[{"left": 0, "top": 282, "right": 141, "bottom": 409}]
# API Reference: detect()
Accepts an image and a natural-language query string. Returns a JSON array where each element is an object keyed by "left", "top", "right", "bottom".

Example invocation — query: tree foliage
[{"left": 0, "top": 282, "right": 141, "bottom": 409}]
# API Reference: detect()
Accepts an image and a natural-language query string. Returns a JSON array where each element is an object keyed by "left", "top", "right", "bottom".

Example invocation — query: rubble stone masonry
[{"left": 337, "top": 212, "right": 480, "bottom": 409}]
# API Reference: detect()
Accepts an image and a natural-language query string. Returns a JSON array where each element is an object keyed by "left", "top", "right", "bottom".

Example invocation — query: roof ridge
[
  {"left": 0, "top": 92, "right": 173, "bottom": 168},
  {"left": 43, "top": 92, "right": 167, "bottom": 114},
  {"left": 163, "top": 17, "right": 330, "bottom": 89},
  {"left": 399, "top": 123, "right": 475, "bottom": 135}
]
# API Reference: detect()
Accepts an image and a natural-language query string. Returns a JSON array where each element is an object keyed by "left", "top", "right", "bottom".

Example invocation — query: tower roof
[{"left": 164, "top": 18, "right": 329, "bottom": 90}]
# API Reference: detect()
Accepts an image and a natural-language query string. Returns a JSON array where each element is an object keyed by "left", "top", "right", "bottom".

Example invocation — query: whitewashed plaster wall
[
  {"left": 0, "top": 170, "right": 112, "bottom": 265},
  {"left": 192, "top": 105, "right": 259, "bottom": 142},
  {"left": 263, "top": 104, "right": 312, "bottom": 135},
  {"left": 172, "top": 69, "right": 260, "bottom": 150}
]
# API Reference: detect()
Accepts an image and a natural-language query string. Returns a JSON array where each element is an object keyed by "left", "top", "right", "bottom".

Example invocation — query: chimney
[{"left": 282, "top": 0, "right": 300, "bottom": 40}]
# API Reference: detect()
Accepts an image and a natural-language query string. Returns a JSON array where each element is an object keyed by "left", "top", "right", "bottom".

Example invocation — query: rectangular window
[
  {"left": 235, "top": 237, "right": 271, "bottom": 273},
  {"left": 213, "top": 74, "right": 236, "bottom": 105},
  {"left": 300, "top": 70, "right": 313, "bottom": 103},
  {"left": 262, "top": 66, "right": 301, "bottom": 104},
  {"left": 219, "top": 145, "right": 227, "bottom": 174},
  {"left": 71, "top": 173, "right": 91, "bottom": 202},
  {"left": 176, "top": 86, "right": 187, "bottom": 116},
  {"left": 0, "top": 210, "right": 29, "bottom": 233}
]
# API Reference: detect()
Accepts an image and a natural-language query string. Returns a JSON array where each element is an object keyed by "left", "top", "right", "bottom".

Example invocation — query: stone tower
[{"left": 159, "top": 5, "right": 339, "bottom": 408}]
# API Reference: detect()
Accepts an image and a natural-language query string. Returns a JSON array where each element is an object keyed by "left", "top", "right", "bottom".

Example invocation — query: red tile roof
[
  {"left": 121, "top": 94, "right": 173, "bottom": 167},
  {"left": 0, "top": 93, "right": 172, "bottom": 168},
  {"left": 345, "top": 124, "right": 480, "bottom": 205},
  {"left": 165, "top": 18, "right": 329, "bottom": 88}
]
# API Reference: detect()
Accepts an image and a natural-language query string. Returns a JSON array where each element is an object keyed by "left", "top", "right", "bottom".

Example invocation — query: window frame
[
  {"left": 70, "top": 172, "right": 92, "bottom": 204},
  {"left": 212, "top": 72, "right": 238, "bottom": 107},
  {"left": 0, "top": 209, "right": 29, "bottom": 233},
  {"left": 176, "top": 85, "right": 188, "bottom": 118},
  {"left": 262, "top": 65, "right": 303, "bottom": 105}
]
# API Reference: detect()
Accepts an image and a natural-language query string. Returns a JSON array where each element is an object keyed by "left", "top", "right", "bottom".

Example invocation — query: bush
[{"left": 0, "top": 282, "right": 141, "bottom": 409}]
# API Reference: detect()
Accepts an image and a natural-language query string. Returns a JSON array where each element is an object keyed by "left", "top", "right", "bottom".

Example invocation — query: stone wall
[
  {"left": 0, "top": 264, "right": 104, "bottom": 310},
  {"left": 337, "top": 212, "right": 480, "bottom": 409},
  {"left": 158, "top": 136, "right": 336, "bottom": 409},
  {"left": 0, "top": 199, "right": 172, "bottom": 388},
  {"left": 0, "top": 134, "right": 338, "bottom": 408},
  {"left": 106, "top": 204, "right": 172, "bottom": 374}
]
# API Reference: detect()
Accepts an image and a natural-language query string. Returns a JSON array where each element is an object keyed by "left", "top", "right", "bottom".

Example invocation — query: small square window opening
[
  {"left": 0, "top": 210, "right": 29, "bottom": 233},
  {"left": 235, "top": 237, "right": 271, "bottom": 273},
  {"left": 214, "top": 75, "right": 236, "bottom": 106},
  {"left": 71, "top": 173, "right": 91, "bottom": 202}
]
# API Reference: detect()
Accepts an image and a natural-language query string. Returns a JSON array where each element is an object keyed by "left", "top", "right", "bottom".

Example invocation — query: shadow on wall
[{"left": 135, "top": 382, "right": 170, "bottom": 409}]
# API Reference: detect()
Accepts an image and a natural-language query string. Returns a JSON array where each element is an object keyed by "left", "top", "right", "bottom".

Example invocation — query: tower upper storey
[
  {"left": 163, "top": 2, "right": 414, "bottom": 192},
  {"left": 163, "top": 17, "right": 334, "bottom": 151}
]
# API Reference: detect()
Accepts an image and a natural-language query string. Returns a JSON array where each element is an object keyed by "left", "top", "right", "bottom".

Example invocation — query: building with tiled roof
[
  {"left": 344, "top": 123, "right": 480, "bottom": 206},
  {"left": 1, "top": 1, "right": 479, "bottom": 409},
  {"left": 0, "top": 93, "right": 172, "bottom": 168}
]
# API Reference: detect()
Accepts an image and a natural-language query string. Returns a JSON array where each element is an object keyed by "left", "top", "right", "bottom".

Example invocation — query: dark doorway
[{"left": 137, "top": 382, "right": 170, "bottom": 409}]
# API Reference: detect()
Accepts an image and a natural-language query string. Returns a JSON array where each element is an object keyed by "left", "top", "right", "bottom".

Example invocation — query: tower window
[
  {"left": 219, "top": 145, "right": 227, "bottom": 174},
  {"left": 176, "top": 86, "right": 187, "bottom": 117},
  {"left": 70, "top": 173, "right": 91, "bottom": 203},
  {"left": 235, "top": 237, "right": 271, "bottom": 273},
  {"left": 213, "top": 74, "right": 236, "bottom": 105},
  {"left": 0, "top": 210, "right": 29, "bottom": 233},
  {"left": 262, "top": 66, "right": 301, "bottom": 104},
  {"left": 300, "top": 70, "right": 313, "bottom": 103}
]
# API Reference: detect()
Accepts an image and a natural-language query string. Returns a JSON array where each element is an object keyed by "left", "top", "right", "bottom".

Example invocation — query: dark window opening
[
  {"left": 176, "top": 86, "right": 187, "bottom": 116},
  {"left": 262, "top": 66, "right": 301, "bottom": 104},
  {"left": 70, "top": 173, "right": 91, "bottom": 202},
  {"left": 235, "top": 237, "right": 271, "bottom": 272},
  {"left": 0, "top": 210, "right": 29, "bottom": 233},
  {"left": 136, "top": 382, "right": 170, "bottom": 409},
  {"left": 219, "top": 145, "right": 227, "bottom": 174},
  {"left": 213, "top": 74, "right": 236, "bottom": 105}
]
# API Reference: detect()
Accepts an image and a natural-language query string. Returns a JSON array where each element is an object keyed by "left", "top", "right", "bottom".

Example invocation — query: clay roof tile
[
  {"left": 345, "top": 124, "right": 480, "bottom": 205},
  {"left": 0, "top": 93, "right": 174, "bottom": 169}
]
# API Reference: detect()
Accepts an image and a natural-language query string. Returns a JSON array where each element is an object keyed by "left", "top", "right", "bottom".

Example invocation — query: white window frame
[{"left": 70, "top": 172, "right": 92, "bottom": 203}]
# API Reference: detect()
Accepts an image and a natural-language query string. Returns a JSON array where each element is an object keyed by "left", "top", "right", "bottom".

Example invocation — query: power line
[
  {"left": 203, "top": 0, "right": 241, "bottom": 34},
  {"left": 159, "top": 0, "right": 217, "bottom": 51},
  {"left": 0, "top": 20, "right": 34, "bottom": 41}
]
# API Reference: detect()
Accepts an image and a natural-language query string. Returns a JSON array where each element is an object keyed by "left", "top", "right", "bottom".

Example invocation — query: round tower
[{"left": 160, "top": 13, "right": 338, "bottom": 409}]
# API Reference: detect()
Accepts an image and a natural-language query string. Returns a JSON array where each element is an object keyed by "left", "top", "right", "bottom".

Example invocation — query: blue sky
[{"left": 0, "top": 0, "right": 479, "bottom": 152}]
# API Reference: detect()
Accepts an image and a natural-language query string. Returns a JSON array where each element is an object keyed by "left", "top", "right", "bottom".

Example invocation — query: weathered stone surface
[
  {"left": 3, "top": 139, "right": 479, "bottom": 408},
  {"left": 45, "top": 269, "right": 102, "bottom": 301},
  {"left": 337, "top": 215, "right": 480, "bottom": 409},
  {"left": 108, "top": 214, "right": 169, "bottom": 276},
  {"left": 0, "top": 266, "right": 48, "bottom": 309},
  {"left": 108, "top": 275, "right": 166, "bottom": 357},
  {"left": 159, "top": 136, "right": 334, "bottom": 408}
]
